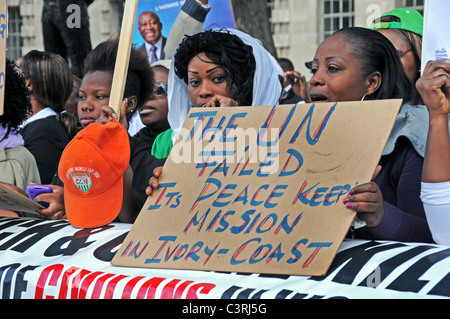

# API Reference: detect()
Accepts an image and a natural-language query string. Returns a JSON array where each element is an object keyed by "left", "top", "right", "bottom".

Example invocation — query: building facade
[
  {"left": 7, "top": 0, "right": 424, "bottom": 77},
  {"left": 6, "top": 0, "right": 124, "bottom": 62},
  {"left": 270, "top": 0, "right": 424, "bottom": 75}
]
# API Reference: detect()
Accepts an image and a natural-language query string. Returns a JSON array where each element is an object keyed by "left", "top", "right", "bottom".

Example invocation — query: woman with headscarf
[{"left": 137, "top": 28, "right": 284, "bottom": 214}]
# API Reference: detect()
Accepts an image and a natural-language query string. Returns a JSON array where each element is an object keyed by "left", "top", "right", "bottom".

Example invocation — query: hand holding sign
[
  {"left": 0, "top": 183, "right": 46, "bottom": 215},
  {"left": 344, "top": 165, "right": 384, "bottom": 227}
]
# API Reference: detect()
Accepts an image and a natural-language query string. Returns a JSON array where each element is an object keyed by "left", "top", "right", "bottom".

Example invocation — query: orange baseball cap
[{"left": 58, "top": 121, "right": 130, "bottom": 228}]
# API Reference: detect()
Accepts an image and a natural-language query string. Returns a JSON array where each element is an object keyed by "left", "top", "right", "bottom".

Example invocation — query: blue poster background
[{"left": 132, "top": 0, "right": 236, "bottom": 48}]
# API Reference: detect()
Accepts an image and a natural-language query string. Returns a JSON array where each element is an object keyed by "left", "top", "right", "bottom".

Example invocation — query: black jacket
[{"left": 20, "top": 116, "right": 70, "bottom": 184}]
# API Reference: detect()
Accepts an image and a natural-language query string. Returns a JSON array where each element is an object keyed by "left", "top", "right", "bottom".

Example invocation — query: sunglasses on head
[{"left": 154, "top": 82, "right": 168, "bottom": 97}]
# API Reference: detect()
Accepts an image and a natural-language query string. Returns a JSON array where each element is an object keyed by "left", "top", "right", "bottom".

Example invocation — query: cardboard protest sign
[
  {"left": 0, "top": 184, "right": 44, "bottom": 215},
  {"left": 112, "top": 100, "right": 403, "bottom": 276},
  {"left": 0, "top": 1, "right": 7, "bottom": 116},
  {"left": 421, "top": 0, "right": 450, "bottom": 74}
]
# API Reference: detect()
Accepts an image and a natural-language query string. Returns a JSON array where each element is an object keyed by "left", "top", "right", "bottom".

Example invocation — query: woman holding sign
[{"left": 302, "top": 27, "right": 433, "bottom": 243}]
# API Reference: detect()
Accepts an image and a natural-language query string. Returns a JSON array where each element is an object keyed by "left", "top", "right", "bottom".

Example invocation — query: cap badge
[{"left": 71, "top": 173, "right": 92, "bottom": 193}]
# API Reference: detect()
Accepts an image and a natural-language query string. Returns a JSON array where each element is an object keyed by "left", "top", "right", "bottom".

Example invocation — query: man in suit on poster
[{"left": 137, "top": 11, "right": 167, "bottom": 64}]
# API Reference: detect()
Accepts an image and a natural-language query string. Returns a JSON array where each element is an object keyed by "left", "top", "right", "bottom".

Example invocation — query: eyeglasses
[
  {"left": 398, "top": 48, "right": 413, "bottom": 58},
  {"left": 153, "top": 82, "right": 168, "bottom": 97}
]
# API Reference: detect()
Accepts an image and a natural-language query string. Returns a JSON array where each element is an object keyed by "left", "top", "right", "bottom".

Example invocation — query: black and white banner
[{"left": 0, "top": 217, "right": 448, "bottom": 299}]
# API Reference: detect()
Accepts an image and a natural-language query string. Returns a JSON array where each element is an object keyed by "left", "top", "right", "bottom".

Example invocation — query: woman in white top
[{"left": 417, "top": 59, "right": 450, "bottom": 246}]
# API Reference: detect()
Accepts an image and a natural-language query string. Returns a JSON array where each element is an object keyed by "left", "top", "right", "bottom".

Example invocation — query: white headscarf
[{"left": 167, "top": 28, "right": 283, "bottom": 141}]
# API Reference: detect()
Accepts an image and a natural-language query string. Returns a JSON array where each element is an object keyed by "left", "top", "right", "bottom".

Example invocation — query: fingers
[
  {"left": 343, "top": 182, "right": 384, "bottom": 227},
  {"left": 119, "top": 98, "right": 130, "bottom": 129},
  {"left": 153, "top": 166, "right": 163, "bottom": 177},
  {"left": 145, "top": 166, "right": 163, "bottom": 196},
  {"left": 418, "top": 61, "right": 450, "bottom": 96},
  {"left": 416, "top": 62, "right": 450, "bottom": 115},
  {"left": 342, "top": 182, "right": 378, "bottom": 211},
  {"left": 204, "top": 96, "right": 239, "bottom": 108},
  {"left": 284, "top": 71, "right": 311, "bottom": 102},
  {"left": 421, "top": 60, "right": 450, "bottom": 77},
  {"left": 284, "top": 70, "right": 303, "bottom": 82},
  {"left": 34, "top": 185, "right": 66, "bottom": 220}
]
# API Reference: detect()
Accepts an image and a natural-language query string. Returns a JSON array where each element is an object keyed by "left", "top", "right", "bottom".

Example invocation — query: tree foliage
[{"left": 230, "top": 0, "right": 277, "bottom": 58}]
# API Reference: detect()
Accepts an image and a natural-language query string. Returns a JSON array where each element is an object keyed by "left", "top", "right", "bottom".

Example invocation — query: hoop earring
[{"left": 361, "top": 93, "right": 374, "bottom": 101}]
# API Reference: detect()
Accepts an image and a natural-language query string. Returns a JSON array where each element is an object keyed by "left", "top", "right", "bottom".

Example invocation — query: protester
[
  {"left": 144, "top": 28, "right": 284, "bottom": 202},
  {"left": 0, "top": 59, "right": 40, "bottom": 196},
  {"left": 19, "top": 50, "right": 75, "bottom": 184},
  {"left": 24, "top": 38, "right": 153, "bottom": 223},
  {"left": 298, "top": 27, "right": 432, "bottom": 243},
  {"left": 77, "top": 37, "right": 154, "bottom": 130},
  {"left": 59, "top": 37, "right": 153, "bottom": 224},
  {"left": 370, "top": 8, "right": 424, "bottom": 105},
  {"left": 417, "top": 60, "right": 450, "bottom": 246},
  {"left": 130, "top": 61, "right": 171, "bottom": 218}
]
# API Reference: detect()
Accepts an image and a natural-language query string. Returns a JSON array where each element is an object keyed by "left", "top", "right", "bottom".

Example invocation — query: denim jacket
[{"left": 383, "top": 104, "right": 430, "bottom": 158}]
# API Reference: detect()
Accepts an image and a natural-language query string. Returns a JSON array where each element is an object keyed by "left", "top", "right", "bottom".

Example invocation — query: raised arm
[{"left": 416, "top": 60, "right": 450, "bottom": 183}]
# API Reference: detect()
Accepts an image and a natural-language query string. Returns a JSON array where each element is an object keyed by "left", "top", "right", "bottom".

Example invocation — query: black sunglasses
[{"left": 154, "top": 82, "right": 168, "bottom": 97}]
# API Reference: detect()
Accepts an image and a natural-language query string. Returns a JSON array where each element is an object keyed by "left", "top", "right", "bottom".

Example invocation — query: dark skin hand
[
  {"left": 146, "top": 166, "right": 163, "bottom": 196},
  {"left": 416, "top": 60, "right": 450, "bottom": 183},
  {"left": 285, "top": 70, "right": 311, "bottom": 103},
  {"left": 343, "top": 165, "right": 384, "bottom": 227},
  {"left": 34, "top": 184, "right": 66, "bottom": 220}
]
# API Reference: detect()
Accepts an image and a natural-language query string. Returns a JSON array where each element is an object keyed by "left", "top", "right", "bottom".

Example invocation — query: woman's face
[
  {"left": 139, "top": 67, "right": 169, "bottom": 130},
  {"left": 77, "top": 71, "right": 112, "bottom": 128},
  {"left": 309, "top": 33, "right": 371, "bottom": 103},
  {"left": 377, "top": 29, "right": 418, "bottom": 84},
  {"left": 187, "top": 52, "right": 230, "bottom": 107}
]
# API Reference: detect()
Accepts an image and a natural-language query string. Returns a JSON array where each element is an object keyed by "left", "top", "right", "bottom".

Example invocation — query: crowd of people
[{"left": 1, "top": 2, "right": 449, "bottom": 246}]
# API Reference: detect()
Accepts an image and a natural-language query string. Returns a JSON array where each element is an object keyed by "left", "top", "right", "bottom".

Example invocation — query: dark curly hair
[
  {"left": 0, "top": 59, "right": 32, "bottom": 140},
  {"left": 174, "top": 29, "right": 256, "bottom": 106},
  {"left": 82, "top": 36, "right": 154, "bottom": 111}
]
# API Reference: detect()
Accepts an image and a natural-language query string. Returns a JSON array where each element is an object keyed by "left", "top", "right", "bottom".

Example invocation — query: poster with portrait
[{"left": 132, "top": 0, "right": 235, "bottom": 49}]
